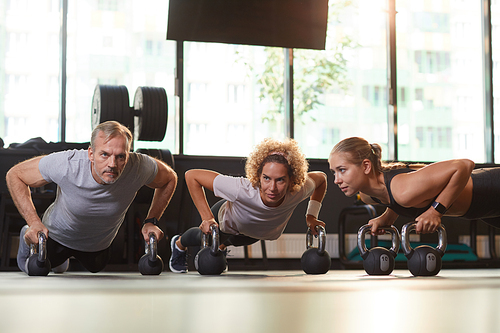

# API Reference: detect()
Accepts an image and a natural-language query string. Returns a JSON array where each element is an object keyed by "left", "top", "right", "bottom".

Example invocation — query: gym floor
[{"left": 1, "top": 268, "right": 499, "bottom": 333}]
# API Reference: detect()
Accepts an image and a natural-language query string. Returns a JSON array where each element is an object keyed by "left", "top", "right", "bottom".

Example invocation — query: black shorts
[
  {"left": 462, "top": 168, "right": 500, "bottom": 227},
  {"left": 46, "top": 237, "right": 112, "bottom": 273}
]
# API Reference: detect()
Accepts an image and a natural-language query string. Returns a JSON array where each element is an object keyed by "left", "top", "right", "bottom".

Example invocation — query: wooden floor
[{"left": 1, "top": 268, "right": 500, "bottom": 333}]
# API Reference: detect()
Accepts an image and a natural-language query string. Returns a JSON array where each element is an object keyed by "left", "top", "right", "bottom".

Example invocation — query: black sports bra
[{"left": 370, "top": 168, "right": 434, "bottom": 219}]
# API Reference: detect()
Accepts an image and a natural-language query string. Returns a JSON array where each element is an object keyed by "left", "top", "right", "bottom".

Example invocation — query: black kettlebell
[
  {"left": 401, "top": 222, "right": 447, "bottom": 276},
  {"left": 301, "top": 225, "right": 331, "bottom": 274},
  {"left": 138, "top": 233, "right": 164, "bottom": 275},
  {"left": 27, "top": 232, "right": 51, "bottom": 276},
  {"left": 357, "top": 224, "right": 400, "bottom": 275},
  {"left": 194, "top": 225, "right": 227, "bottom": 275}
]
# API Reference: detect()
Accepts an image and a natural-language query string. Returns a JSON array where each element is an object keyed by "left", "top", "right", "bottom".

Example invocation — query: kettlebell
[
  {"left": 138, "top": 233, "right": 164, "bottom": 275},
  {"left": 194, "top": 224, "right": 227, "bottom": 275},
  {"left": 357, "top": 224, "right": 400, "bottom": 275},
  {"left": 301, "top": 225, "right": 331, "bottom": 274},
  {"left": 401, "top": 221, "right": 447, "bottom": 276},
  {"left": 27, "top": 232, "right": 51, "bottom": 276}
]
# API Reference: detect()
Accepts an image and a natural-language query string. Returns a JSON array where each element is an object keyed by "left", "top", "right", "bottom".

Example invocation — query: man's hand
[
  {"left": 24, "top": 221, "right": 49, "bottom": 245},
  {"left": 141, "top": 222, "right": 164, "bottom": 244}
]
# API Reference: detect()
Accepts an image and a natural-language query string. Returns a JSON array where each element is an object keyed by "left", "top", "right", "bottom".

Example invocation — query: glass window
[
  {"left": 396, "top": 0, "right": 485, "bottom": 162},
  {"left": 293, "top": 0, "right": 389, "bottom": 159},
  {"left": 0, "top": 1, "right": 61, "bottom": 146},
  {"left": 183, "top": 42, "right": 285, "bottom": 156},
  {"left": 493, "top": 0, "right": 500, "bottom": 162},
  {"left": 66, "top": 0, "right": 176, "bottom": 151}
]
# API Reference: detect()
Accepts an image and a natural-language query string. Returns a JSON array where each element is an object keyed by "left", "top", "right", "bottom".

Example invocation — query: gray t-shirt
[
  {"left": 213, "top": 175, "right": 315, "bottom": 240},
  {"left": 38, "top": 149, "right": 158, "bottom": 251}
]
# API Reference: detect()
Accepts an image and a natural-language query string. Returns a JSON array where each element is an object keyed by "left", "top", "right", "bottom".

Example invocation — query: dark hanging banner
[{"left": 166, "top": 0, "right": 329, "bottom": 50}]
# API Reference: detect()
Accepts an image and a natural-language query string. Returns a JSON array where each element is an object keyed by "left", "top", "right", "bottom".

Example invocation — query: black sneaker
[{"left": 169, "top": 235, "right": 187, "bottom": 273}]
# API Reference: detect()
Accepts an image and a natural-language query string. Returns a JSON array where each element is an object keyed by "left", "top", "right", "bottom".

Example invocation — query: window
[
  {"left": 1, "top": 2, "right": 60, "bottom": 146},
  {"left": 65, "top": 0, "right": 176, "bottom": 151},
  {"left": 183, "top": 42, "right": 284, "bottom": 156},
  {"left": 493, "top": 2, "right": 500, "bottom": 162},
  {"left": 294, "top": 0, "right": 389, "bottom": 159},
  {"left": 396, "top": 0, "right": 485, "bottom": 162},
  {"left": 0, "top": 0, "right": 498, "bottom": 162}
]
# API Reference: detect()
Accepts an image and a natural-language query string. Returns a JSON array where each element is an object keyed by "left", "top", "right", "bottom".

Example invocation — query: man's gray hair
[{"left": 90, "top": 121, "right": 133, "bottom": 151}]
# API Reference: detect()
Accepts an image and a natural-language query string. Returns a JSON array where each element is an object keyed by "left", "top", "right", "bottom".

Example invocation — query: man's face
[{"left": 88, "top": 131, "right": 129, "bottom": 185}]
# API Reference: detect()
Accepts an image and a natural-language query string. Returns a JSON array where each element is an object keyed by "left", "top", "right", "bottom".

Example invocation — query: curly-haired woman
[{"left": 169, "top": 138, "right": 327, "bottom": 273}]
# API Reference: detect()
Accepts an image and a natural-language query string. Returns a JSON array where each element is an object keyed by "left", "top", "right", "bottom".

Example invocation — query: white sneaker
[
  {"left": 16, "top": 225, "right": 30, "bottom": 274},
  {"left": 52, "top": 259, "right": 70, "bottom": 273}
]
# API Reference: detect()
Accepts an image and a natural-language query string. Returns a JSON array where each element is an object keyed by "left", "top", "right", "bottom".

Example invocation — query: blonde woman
[
  {"left": 328, "top": 137, "right": 500, "bottom": 236},
  {"left": 169, "top": 138, "right": 327, "bottom": 273}
]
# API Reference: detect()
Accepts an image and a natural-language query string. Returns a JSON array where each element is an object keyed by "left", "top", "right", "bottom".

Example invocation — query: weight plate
[
  {"left": 133, "top": 86, "right": 168, "bottom": 141},
  {"left": 91, "top": 85, "right": 133, "bottom": 131}
]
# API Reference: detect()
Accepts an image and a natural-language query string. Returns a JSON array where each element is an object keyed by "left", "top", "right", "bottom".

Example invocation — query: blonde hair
[
  {"left": 245, "top": 138, "right": 308, "bottom": 193},
  {"left": 330, "top": 137, "right": 421, "bottom": 174}
]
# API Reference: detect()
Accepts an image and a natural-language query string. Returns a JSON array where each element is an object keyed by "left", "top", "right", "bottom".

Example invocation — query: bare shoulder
[{"left": 391, "top": 159, "right": 474, "bottom": 206}]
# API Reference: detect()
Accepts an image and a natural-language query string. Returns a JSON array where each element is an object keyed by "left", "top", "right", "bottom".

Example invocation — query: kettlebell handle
[
  {"left": 401, "top": 222, "right": 447, "bottom": 256},
  {"left": 306, "top": 225, "right": 326, "bottom": 254},
  {"left": 201, "top": 224, "right": 220, "bottom": 254},
  {"left": 357, "top": 224, "right": 400, "bottom": 258},
  {"left": 145, "top": 233, "right": 158, "bottom": 261},
  {"left": 31, "top": 232, "right": 48, "bottom": 263}
]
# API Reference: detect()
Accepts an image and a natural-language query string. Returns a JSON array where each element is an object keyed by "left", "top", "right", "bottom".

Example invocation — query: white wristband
[{"left": 306, "top": 200, "right": 322, "bottom": 219}]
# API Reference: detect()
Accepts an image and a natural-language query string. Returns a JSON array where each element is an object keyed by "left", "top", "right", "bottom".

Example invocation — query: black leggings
[
  {"left": 180, "top": 199, "right": 259, "bottom": 248},
  {"left": 462, "top": 168, "right": 500, "bottom": 227},
  {"left": 47, "top": 237, "right": 111, "bottom": 273}
]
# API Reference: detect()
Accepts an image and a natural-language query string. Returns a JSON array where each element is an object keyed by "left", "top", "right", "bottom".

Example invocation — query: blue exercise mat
[{"left": 348, "top": 240, "right": 478, "bottom": 262}]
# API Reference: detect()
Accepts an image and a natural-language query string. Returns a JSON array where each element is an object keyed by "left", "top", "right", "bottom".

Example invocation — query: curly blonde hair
[{"left": 245, "top": 138, "right": 309, "bottom": 193}]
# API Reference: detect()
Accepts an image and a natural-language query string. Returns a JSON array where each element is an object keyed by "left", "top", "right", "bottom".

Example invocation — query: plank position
[
  {"left": 7, "top": 121, "right": 177, "bottom": 274},
  {"left": 169, "top": 138, "right": 327, "bottom": 273},
  {"left": 329, "top": 136, "right": 500, "bottom": 235}
]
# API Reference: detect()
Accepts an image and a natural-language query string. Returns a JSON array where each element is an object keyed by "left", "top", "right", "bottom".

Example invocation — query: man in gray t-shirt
[{"left": 7, "top": 121, "right": 178, "bottom": 275}]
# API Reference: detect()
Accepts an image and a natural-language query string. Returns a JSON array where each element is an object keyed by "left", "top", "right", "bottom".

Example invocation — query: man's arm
[
  {"left": 142, "top": 159, "right": 178, "bottom": 242},
  {"left": 6, "top": 156, "right": 50, "bottom": 244}
]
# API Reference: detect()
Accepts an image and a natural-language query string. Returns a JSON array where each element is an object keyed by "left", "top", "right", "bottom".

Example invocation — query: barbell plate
[
  {"left": 91, "top": 85, "right": 133, "bottom": 131},
  {"left": 133, "top": 86, "right": 168, "bottom": 141}
]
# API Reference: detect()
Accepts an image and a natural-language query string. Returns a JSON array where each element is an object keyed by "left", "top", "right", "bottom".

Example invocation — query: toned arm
[
  {"left": 5, "top": 156, "right": 50, "bottom": 243},
  {"left": 184, "top": 169, "right": 220, "bottom": 233},
  {"left": 391, "top": 159, "right": 475, "bottom": 233},
  {"left": 305, "top": 171, "right": 327, "bottom": 235},
  {"left": 142, "top": 159, "right": 178, "bottom": 242}
]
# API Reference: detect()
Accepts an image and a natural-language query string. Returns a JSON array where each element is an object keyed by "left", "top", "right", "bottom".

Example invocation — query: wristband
[
  {"left": 431, "top": 201, "right": 447, "bottom": 215},
  {"left": 306, "top": 200, "right": 322, "bottom": 219},
  {"left": 143, "top": 217, "right": 159, "bottom": 227}
]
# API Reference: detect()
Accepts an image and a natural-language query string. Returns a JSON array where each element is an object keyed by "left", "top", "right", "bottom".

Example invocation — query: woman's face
[
  {"left": 259, "top": 162, "right": 290, "bottom": 207},
  {"left": 329, "top": 152, "right": 366, "bottom": 197}
]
